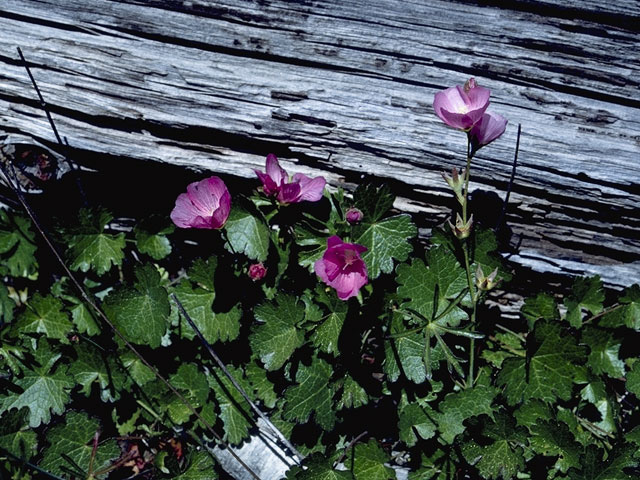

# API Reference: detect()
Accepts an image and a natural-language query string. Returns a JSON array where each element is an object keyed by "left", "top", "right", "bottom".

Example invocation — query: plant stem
[
  {"left": 462, "top": 139, "right": 473, "bottom": 224},
  {"left": 461, "top": 137, "right": 478, "bottom": 388}
]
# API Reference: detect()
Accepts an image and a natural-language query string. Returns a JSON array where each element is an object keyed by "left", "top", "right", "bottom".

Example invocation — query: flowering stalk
[
  {"left": 434, "top": 78, "right": 507, "bottom": 389},
  {"left": 461, "top": 137, "right": 478, "bottom": 388}
]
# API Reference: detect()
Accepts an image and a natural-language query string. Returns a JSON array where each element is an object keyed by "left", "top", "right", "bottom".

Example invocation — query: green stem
[
  {"left": 462, "top": 138, "right": 473, "bottom": 224},
  {"left": 461, "top": 137, "right": 478, "bottom": 388}
]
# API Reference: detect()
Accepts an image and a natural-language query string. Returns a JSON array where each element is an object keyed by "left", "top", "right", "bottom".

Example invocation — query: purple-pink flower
[
  {"left": 314, "top": 236, "right": 368, "bottom": 300},
  {"left": 469, "top": 112, "right": 508, "bottom": 152},
  {"left": 255, "top": 154, "right": 326, "bottom": 204},
  {"left": 248, "top": 262, "right": 267, "bottom": 281},
  {"left": 170, "top": 176, "right": 231, "bottom": 229},
  {"left": 433, "top": 78, "right": 490, "bottom": 131},
  {"left": 345, "top": 207, "right": 364, "bottom": 224}
]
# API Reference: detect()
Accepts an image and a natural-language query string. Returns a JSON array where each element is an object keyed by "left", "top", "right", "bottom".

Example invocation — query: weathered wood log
[{"left": 0, "top": 0, "right": 639, "bottom": 292}]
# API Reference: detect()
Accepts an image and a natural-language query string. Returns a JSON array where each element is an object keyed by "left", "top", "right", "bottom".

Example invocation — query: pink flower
[
  {"left": 469, "top": 112, "right": 508, "bottom": 152},
  {"left": 170, "top": 176, "right": 231, "bottom": 229},
  {"left": 255, "top": 154, "right": 326, "bottom": 204},
  {"left": 345, "top": 207, "right": 364, "bottom": 224},
  {"left": 314, "top": 236, "right": 368, "bottom": 300},
  {"left": 433, "top": 78, "right": 491, "bottom": 130},
  {"left": 248, "top": 262, "right": 267, "bottom": 281}
]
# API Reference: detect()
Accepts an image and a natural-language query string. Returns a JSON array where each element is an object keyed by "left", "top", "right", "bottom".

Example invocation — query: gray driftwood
[
  {"left": 1, "top": 1, "right": 639, "bottom": 479},
  {"left": 1, "top": 0, "right": 639, "bottom": 289}
]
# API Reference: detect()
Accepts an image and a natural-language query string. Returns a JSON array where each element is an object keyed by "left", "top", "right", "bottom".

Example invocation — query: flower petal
[
  {"left": 470, "top": 112, "right": 508, "bottom": 149},
  {"left": 292, "top": 173, "right": 326, "bottom": 202},
  {"left": 265, "top": 154, "right": 287, "bottom": 186},
  {"left": 278, "top": 182, "right": 302, "bottom": 204}
]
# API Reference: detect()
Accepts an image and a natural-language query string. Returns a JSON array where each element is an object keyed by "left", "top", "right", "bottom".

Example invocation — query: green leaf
[
  {"left": 283, "top": 356, "right": 336, "bottom": 431},
  {"left": 336, "top": 374, "right": 368, "bottom": 410},
  {"left": 580, "top": 379, "right": 617, "bottom": 434},
  {"left": 398, "top": 403, "right": 437, "bottom": 447},
  {"left": 408, "top": 450, "right": 451, "bottom": 480},
  {"left": 188, "top": 256, "right": 218, "bottom": 291},
  {"left": 312, "top": 290, "right": 347, "bottom": 356},
  {"left": 246, "top": 360, "right": 277, "bottom": 409},
  {"left": 600, "top": 284, "right": 640, "bottom": 330},
  {"left": 288, "top": 453, "right": 354, "bottom": 480},
  {"left": 556, "top": 407, "right": 595, "bottom": 447},
  {"left": 0, "top": 339, "right": 73, "bottom": 427},
  {"left": 354, "top": 214, "right": 416, "bottom": 280},
  {"left": 120, "top": 351, "right": 155, "bottom": 387},
  {"left": 0, "top": 210, "right": 38, "bottom": 278},
  {"left": 69, "top": 303, "right": 101, "bottom": 336},
  {"left": 0, "top": 339, "right": 26, "bottom": 375},
  {"left": 433, "top": 384, "right": 496, "bottom": 444},
  {"left": 514, "top": 400, "right": 552, "bottom": 429},
  {"left": 346, "top": 439, "right": 394, "bottom": 480},
  {"left": 250, "top": 294, "right": 305, "bottom": 371},
  {"left": 384, "top": 313, "right": 445, "bottom": 384},
  {"left": 529, "top": 420, "right": 582, "bottom": 474},
  {"left": 134, "top": 217, "right": 174, "bottom": 260},
  {"left": 174, "top": 450, "right": 217, "bottom": 480},
  {"left": 567, "top": 444, "right": 637, "bottom": 480},
  {"left": 65, "top": 208, "right": 125, "bottom": 275},
  {"left": 583, "top": 327, "right": 625, "bottom": 378},
  {"left": 14, "top": 293, "right": 72, "bottom": 343},
  {"left": 627, "top": 361, "right": 640, "bottom": 397},
  {"left": 209, "top": 366, "right": 253, "bottom": 445},
  {"left": 564, "top": 276, "right": 604, "bottom": 328},
  {"left": 295, "top": 223, "right": 328, "bottom": 271},
  {"left": 0, "top": 282, "right": 16, "bottom": 324},
  {"left": 481, "top": 332, "right": 524, "bottom": 369},
  {"left": 40, "top": 411, "right": 119, "bottom": 478},
  {"left": 69, "top": 343, "right": 128, "bottom": 402},
  {"left": 168, "top": 363, "right": 210, "bottom": 425},
  {"left": 353, "top": 183, "right": 395, "bottom": 223},
  {"left": 104, "top": 265, "right": 170, "bottom": 348},
  {"left": 396, "top": 246, "right": 468, "bottom": 327},
  {"left": 521, "top": 292, "right": 559, "bottom": 328},
  {"left": 497, "top": 322, "right": 586, "bottom": 406},
  {"left": 0, "top": 409, "right": 37, "bottom": 459},
  {"left": 463, "top": 414, "right": 527, "bottom": 480},
  {"left": 224, "top": 204, "right": 269, "bottom": 261},
  {"left": 172, "top": 280, "right": 240, "bottom": 343}
]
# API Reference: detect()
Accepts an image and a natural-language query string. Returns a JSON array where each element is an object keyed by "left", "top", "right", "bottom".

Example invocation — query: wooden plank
[{"left": 0, "top": 0, "right": 639, "bottom": 288}]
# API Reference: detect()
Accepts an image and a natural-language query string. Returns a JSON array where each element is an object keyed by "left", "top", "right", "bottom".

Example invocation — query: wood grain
[{"left": 0, "top": 0, "right": 639, "bottom": 289}]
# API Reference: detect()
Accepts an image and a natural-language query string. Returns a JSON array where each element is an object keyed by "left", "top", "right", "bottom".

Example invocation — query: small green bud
[
  {"left": 448, "top": 213, "right": 473, "bottom": 240},
  {"left": 442, "top": 167, "right": 466, "bottom": 205},
  {"left": 476, "top": 265, "right": 500, "bottom": 291}
]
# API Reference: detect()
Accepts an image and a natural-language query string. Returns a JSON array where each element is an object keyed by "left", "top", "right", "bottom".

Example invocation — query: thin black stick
[
  {"left": 172, "top": 294, "right": 304, "bottom": 464},
  {"left": 0, "top": 159, "right": 262, "bottom": 480},
  {"left": 333, "top": 430, "right": 368, "bottom": 468},
  {"left": 0, "top": 447, "right": 66, "bottom": 480},
  {"left": 16, "top": 47, "right": 63, "bottom": 146},
  {"left": 16, "top": 47, "right": 87, "bottom": 204},
  {"left": 496, "top": 123, "right": 521, "bottom": 231}
]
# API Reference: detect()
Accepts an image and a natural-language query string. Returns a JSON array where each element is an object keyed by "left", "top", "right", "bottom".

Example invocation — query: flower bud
[
  {"left": 476, "top": 265, "right": 500, "bottom": 291},
  {"left": 442, "top": 167, "right": 465, "bottom": 204},
  {"left": 464, "top": 77, "right": 477, "bottom": 93},
  {"left": 345, "top": 207, "right": 364, "bottom": 224},
  {"left": 248, "top": 262, "right": 267, "bottom": 281},
  {"left": 448, "top": 213, "right": 473, "bottom": 240}
]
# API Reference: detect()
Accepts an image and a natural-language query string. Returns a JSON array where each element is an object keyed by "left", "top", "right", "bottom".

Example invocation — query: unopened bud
[
  {"left": 464, "top": 78, "right": 477, "bottom": 93},
  {"left": 448, "top": 213, "right": 473, "bottom": 240},
  {"left": 248, "top": 262, "right": 267, "bottom": 281},
  {"left": 442, "top": 167, "right": 465, "bottom": 205},
  {"left": 476, "top": 265, "right": 500, "bottom": 291},
  {"left": 345, "top": 207, "right": 364, "bottom": 224}
]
